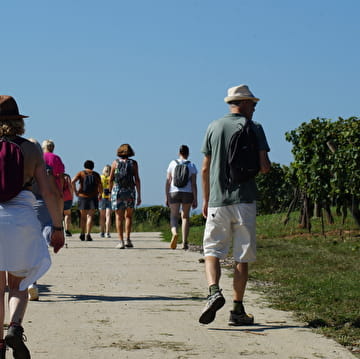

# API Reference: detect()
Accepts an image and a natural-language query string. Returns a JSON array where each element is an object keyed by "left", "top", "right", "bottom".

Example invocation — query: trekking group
[{"left": 0, "top": 84, "right": 270, "bottom": 358}]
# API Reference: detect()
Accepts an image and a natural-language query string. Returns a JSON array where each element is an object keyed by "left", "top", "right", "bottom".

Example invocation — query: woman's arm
[
  {"left": 35, "top": 162, "right": 64, "bottom": 253},
  {"left": 201, "top": 155, "right": 211, "bottom": 218},
  {"left": 191, "top": 173, "right": 198, "bottom": 209},
  {"left": 165, "top": 172, "right": 171, "bottom": 207},
  {"left": 133, "top": 160, "right": 141, "bottom": 206}
]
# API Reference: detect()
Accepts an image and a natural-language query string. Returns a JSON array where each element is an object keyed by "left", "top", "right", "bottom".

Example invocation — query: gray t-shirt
[{"left": 201, "top": 113, "right": 270, "bottom": 207}]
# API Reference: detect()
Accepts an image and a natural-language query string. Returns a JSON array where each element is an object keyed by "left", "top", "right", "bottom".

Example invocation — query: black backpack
[
  {"left": 114, "top": 159, "right": 134, "bottom": 188},
  {"left": 82, "top": 171, "right": 97, "bottom": 194},
  {"left": 226, "top": 119, "right": 260, "bottom": 185},
  {"left": 173, "top": 160, "right": 190, "bottom": 188}
]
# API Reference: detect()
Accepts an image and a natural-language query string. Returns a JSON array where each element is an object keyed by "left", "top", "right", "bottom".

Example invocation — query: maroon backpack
[{"left": 0, "top": 136, "right": 25, "bottom": 202}]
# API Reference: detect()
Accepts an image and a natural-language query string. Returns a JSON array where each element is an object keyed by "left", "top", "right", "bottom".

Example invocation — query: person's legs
[
  {"left": 233, "top": 262, "right": 248, "bottom": 301},
  {"left": 125, "top": 208, "right": 134, "bottom": 247},
  {"left": 5, "top": 273, "right": 30, "bottom": 358},
  {"left": 205, "top": 256, "right": 221, "bottom": 288},
  {"left": 80, "top": 209, "right": 87, "bottom": 235},
  {"left": 228, "top": 203, "right": 256, "bottom": 326},
  {"left": 199, "top": 256, "right": 225, "bottom": 324},
  {"left": 86, "top": 209, "right": 95, "bottom": 234},
  {"left": 105, "top": 208, "right": 112, "bottom": 235},
  {"left": 63, "top": 209, "right": 72, "bottom": 236},
  {"left": 115, "top": 209, "right": 125, "bottom": 248},
  {"left": 169, "top": 203, "right": 180, "bottom": 249},
  {"left": 0, "top": 272, "right": 5, "bottom": 341},
  {"left": 169, "top": 203, "right": 180, "bottom": 236},
  {"left": 99, "top": 209, "right": 106, "bottom": 235},
  {"left": 7, "top": 274, "right": 28, "bottom": 327},
  {"left": 181, "top": 203, "right": 192, "bottom": 248}
]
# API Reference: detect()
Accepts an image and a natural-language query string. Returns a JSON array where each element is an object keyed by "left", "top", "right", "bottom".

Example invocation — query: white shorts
[{"left": 203, "top": 202, "right": 256, "bottom": 263}]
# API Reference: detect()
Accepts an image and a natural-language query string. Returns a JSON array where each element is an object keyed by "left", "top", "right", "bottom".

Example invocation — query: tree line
[{"left": 257, "top": 116, "right": 360, "bottom": 230}]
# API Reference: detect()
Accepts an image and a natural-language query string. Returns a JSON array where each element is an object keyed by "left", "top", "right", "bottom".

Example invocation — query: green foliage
[
  {"left": 285, "top": 116, "right": 360, "bottom": 227},
  {"left": 189, "top": 214, "right": 206, "bottom": 226},
  {"left": 133, "top": 206, "right": 170, "bottom": 226},
  {"left": 256, "top": 163, "right": 294, "bottom": 214}
]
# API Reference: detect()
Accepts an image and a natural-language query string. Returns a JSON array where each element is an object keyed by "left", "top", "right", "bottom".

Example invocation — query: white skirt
[{"left": 0, "top": 191, "right": 51, "bottom": 290}]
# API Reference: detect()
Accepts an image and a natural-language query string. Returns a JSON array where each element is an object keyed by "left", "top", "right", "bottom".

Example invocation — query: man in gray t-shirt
[{"left": 199, "top": 85, "right": 271, "bottom": 326}]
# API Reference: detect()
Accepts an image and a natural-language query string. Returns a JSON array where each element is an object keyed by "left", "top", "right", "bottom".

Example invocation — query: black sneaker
[
  {"left": 65, "top": 230, "right": 72, "bottom": 237},
  {"left": 79, "top": 233, "right": 85, "bottom": 241},
  {"left": 199, "top": 290, "right": 225, "bottom": 324},
  {"left": 0, "top": 345, "right": 6, "bottom": 359},
  {"left": 228, "top": 310, "right": 254, "bottom": 326},
  {"left": 5, "top": 325, "right": 31, "bottom": 359},
  {"left": 86, "top": 234, "right": 93, "bottom": 241},
  {"left": 125, "top": 239, "right": 133, "bottom": 248}
]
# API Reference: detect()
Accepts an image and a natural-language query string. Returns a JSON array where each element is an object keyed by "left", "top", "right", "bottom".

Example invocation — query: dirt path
[{"left": 16, "top": 232, "right": 355, "bottom": 358}]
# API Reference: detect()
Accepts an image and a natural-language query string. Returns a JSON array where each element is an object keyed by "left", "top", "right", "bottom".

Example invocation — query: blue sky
[{"left": 2, "top": 0, "right": 359, "bottom": 206}]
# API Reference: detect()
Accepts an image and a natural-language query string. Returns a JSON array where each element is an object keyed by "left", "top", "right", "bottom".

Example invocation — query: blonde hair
[
  {"left": 102, "top": 165, "right": 111, "bottom": 176},
  {"left": 0, "top": 118, "right": 25, "bottom": 137},
  {"left": 42, "top": 139, "right": 55, "bottom": 152}
]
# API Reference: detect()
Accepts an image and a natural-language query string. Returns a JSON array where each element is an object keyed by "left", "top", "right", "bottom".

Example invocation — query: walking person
[
  {"left": 27, "top": 138, "right": 64, "bottom": 302},
  {"left": 109, "top": 144, "right": 141, "bottom": 249},
  {"left": 99, "top": 165, "right": 112, "bottom": 238},
  {"left": 63, "top": 173, "right": 74, "bottom": 237},
  {"left": 0, "top": 96, "right": 64, "bottom": 359},
  {"left": 199, "top": 85, "right": 271, "bottom": 326},
  {"left": 42, "top": 139, "right": 65, "bottom": 202},
  {"left": 165, "top": 145, "right": 198, "bottom": 250},
  {"left": 72, "top": 161, "right": 102, "bottom": 242}
]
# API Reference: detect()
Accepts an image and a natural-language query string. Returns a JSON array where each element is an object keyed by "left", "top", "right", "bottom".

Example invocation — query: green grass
[{"left": 161, "top": 210, "right": 360, "bottom": 355}]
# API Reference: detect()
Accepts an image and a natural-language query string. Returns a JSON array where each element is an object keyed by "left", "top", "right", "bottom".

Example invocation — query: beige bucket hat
[{"left": 224, "top": 85, "right": 260, "bottom": 103}]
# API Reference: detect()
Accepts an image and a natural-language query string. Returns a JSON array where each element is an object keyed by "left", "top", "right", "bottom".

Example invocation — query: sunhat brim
[
  {"left": 224, "top": 96, "right": 260, "bottom": 103},
  {"left": 0, "top": 114, "right": 29, "bottom": 120}
]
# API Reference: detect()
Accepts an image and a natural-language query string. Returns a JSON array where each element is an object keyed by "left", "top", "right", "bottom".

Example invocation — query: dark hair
[
  {"left": 117, "top": 143, "right": 135, "bottom": 158},
  {"left": 84, "top": 160, "right": 94, "bottom": 170},
  {"left": 179, "top": 145, "right": 189, "bottom": 157}
]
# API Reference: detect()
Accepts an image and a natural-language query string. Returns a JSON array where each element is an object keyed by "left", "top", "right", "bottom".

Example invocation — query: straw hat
[
  {"left": 224, "top": 85, "right": 260, "bottom": 103},
  {"left": 0, "top": 95, "right": 28, "bottom": 120}
]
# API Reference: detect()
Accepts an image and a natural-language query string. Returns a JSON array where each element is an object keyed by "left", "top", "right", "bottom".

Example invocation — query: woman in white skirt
[{"left": 0, "top": 96, "right": 64, "bottom": 359}]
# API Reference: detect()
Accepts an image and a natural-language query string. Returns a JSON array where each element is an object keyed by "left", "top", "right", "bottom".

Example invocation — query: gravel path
[{"left": 12, "top": 232, "right": 356, "bottom": 358}]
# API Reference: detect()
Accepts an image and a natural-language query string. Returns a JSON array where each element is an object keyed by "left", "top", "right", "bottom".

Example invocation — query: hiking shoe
[
  {"left": 65, "top": 230, "right": 72, "bottom": 237},
  {"left": 100, "top": 232, "right": 105, "bottom": 238},
  {"left": 5, "top": 325, "right": 30, "bottom": 359},
  {"left": 182, "top": 242, "right": 189, "bottom": 250},
  {"left": 79, "top": 233, "right": 85, "bottom": 241},
  {"left": 170, "top": 234, "right": 178, "bottom": 249},
  {"left": 228, "top": 311, "right": 254, "bottom": 326},
  {"left": 28, "top": 284, "right": 39, "bottom": 301},
  {"left": 115, "top": 242, "right": 125, "bottom": 249},
  {"left": 125, "top": 239, "right": 133, "bottom": 248},
  {"left": 199, "top": 290, "right": 225, "bottom": 324},
  {"left": 0, "top": 344, "right": 6, "bottom": 359},
  {"left": 86, "top": 234, "right": 93, "bottom": 241},
  {"left": 105, "top": 233, "right": 111, "bottom": 238}
]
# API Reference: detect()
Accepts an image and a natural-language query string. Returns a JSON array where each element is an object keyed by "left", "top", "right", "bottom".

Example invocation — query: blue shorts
[
  {"left": 99, "top": 198, "right": 111, "bottom": 210},
  {"left": 64, "top": 200, "right": 73, "bottom": 211}
]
